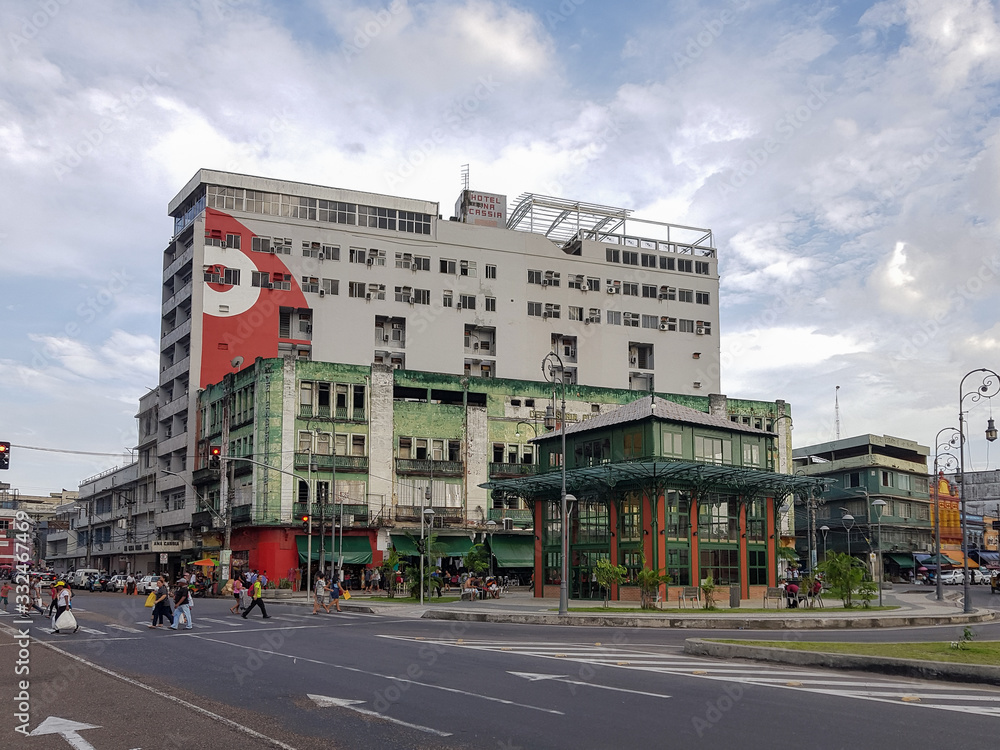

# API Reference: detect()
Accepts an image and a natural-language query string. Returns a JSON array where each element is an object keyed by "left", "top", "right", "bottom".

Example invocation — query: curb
[
  {"left": 421, "top": 609, "right": 994, "bottom": 629},
  {"left": 683, "top": 637, "right": 1000, "bottom": 686}
]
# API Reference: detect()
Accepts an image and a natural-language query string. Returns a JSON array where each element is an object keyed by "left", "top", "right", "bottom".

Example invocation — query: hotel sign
[{"left": 456, "top": 190, "right": 506, "bottom": 228}]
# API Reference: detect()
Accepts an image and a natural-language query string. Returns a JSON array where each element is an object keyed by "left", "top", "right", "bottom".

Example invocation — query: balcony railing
[
  {"left": 487, "top": 508, "right": 533, "bottom": 523},
  {"left": 299, "top": 406, "right": 367, "bottom": 422},
  {"left": 191, "top": 510, "right": 216, "bottom": 529},
  {"left": 292, "top": 502, "right": 369, "bottom": 521},
  {"left": 394, "top": 505, "right": 464, "bottom": 523},
  {"left": 395, "top": 458, "right": 464, "bottom": 477},
  {"left": 293, "top": 453, "right": 370, "bottom": 472},
  {"left": 488, "top": 462, "right": 539, "bottom": 478}
]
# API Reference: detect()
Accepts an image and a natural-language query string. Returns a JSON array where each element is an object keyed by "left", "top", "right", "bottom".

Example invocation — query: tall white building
[{"left": 158, "top": 170, "right": 722, "bottom": 523}]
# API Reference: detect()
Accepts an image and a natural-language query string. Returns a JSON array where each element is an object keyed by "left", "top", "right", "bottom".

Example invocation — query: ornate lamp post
[
  {"left": 842, "top": 514, "right": 855, "bottom": 558},
  {"left": 933, "top": 427, "right": 961, "bottom": 602},
  {"left": 542, "top": 351, "right": 570, "bottom": 616},
  {"left": 819, "top": 525, "right": 830, "bottom": 560},
  {"left": 872, "top": 498, "right": 887, "bottom": 607},
  {"left": 419, "top": 496, "right": 435, "bottom": 606},
  {"left": 958, "top": 368, "right": 1000, "bottom": 613},
  {"left": 485, "top": 519, "right": 497, "bottom": 578}
]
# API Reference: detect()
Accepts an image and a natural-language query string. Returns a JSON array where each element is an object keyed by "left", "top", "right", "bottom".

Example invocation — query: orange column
[
  {"left": 655, "top": 489, "right": 668, "bottom": 601},
  {"left": 766, "top": 496, "right": 777, "bottom": 587},
  {"left": 609, "top": 501, "right": 619, "bottom": 601},
  {"left": 689, "top": 493, "right": 700, "bottom": 585},
  {"left": 534, "top": 500, "right": 543, "bottom": 598},
  {"left": 739, "top": 500, "right": 749, "bottom": 599},
  {"left": 642, "top": 491, "right": 655, "bottom": 567}
]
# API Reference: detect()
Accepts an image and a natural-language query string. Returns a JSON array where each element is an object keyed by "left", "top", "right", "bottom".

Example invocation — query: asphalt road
[{"left": 5, "top": 590, "right": 1000, "bottom": 750}]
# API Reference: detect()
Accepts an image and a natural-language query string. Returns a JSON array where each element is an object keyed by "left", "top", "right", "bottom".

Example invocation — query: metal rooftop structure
[{"left": 506, "top": 193, "right": 715, "bottom": 256}]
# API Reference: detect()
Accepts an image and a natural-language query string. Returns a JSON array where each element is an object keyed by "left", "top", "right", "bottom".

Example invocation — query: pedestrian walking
[
  {"left": 125, "top": 573, "right": 136, "bottom": 595},
  {"left": 241, "top": 577, "right": 270, "bottom": 619},
  {"left": 27, "top": 577, "right": 46, "bottom": 617},
  {"left": 51, "top": 581, "right": 77, "bottom": 634},
  {"left": 313, "top": 574, "right": 330, "bottom": 614},
  {"left": 326, "top": 577, "right": 343, "bottom": 612},
  {"left": 171, "top": 579, "right": 193, "bottom": 630},
  {"left": 371, "top": 567, "right": 381, "bottom": 593},
  {"left": 0, "top": 580, "right": 10, "bottom": 611},
  {"left": 230, "top": 577, "right": 244, "bottom": 614},
  {"left": 149, "top": 576, "right": 171, "bottom": 628}
]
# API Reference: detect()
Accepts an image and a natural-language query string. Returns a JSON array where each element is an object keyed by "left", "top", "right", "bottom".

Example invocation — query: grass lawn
[{"left": 712, "top": 639, "right": 1000, "bottom": 666}]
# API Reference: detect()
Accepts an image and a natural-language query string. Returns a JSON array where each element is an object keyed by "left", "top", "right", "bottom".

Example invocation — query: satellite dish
[{"left": 231, "top": 356, "right": 244, "bottom": 369}]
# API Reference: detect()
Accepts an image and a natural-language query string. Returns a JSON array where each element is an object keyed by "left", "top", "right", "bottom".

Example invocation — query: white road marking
[
  {"left": 508, "top": 671, "right": 671, "bottom": 699},
  {"left": 308, "top": 694, "right": 452, "bottom": 737},
  {"left": 106, "top": 624, "right": 143, "bottom": 634}
]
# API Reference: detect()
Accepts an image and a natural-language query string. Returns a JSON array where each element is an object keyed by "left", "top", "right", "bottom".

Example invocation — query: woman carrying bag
[{"left": 149, "top": 576, "right": 171, "bottom": 629}]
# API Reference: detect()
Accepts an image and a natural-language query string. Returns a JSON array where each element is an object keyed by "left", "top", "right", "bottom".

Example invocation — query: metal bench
[
  {"left": 679, "top": 586, "right": 701, "bottom": 608},
  {"left": 764, "top": 587, "right": 784, "bottom": 608}
]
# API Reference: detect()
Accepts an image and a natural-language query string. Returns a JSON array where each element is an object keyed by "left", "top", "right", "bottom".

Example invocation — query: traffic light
[
  {"left": 301, "top": 515, "right": 310, "bottom": 530},
  {"left": 0, "top": 442, "right": 9, "bottom": 470},
  {"left": 209, "top": 445, "right": 221, "bottom": 470}
]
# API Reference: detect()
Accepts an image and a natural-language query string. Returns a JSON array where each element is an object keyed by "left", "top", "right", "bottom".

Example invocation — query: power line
[{"left": 11, "top": 444, "right": 135, "bottom": 458}]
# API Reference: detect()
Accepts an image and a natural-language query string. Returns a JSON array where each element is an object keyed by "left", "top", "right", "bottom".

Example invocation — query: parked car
[
  {"left": 968, "top": 569, "right": 991, "bottom": 585},
  {"left": 138, "top": 575, "right": 160, "bottom": 594},
  {"left": 939, "top": 569, "right": 963, "bottom": 585},
  {"left": 108, "top": 574, "right": 128, "bottom": 591}
]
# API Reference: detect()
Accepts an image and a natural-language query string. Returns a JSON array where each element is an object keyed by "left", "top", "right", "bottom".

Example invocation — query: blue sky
[{"left": 1, "top": 0, "right": 999, "bottom": 494}]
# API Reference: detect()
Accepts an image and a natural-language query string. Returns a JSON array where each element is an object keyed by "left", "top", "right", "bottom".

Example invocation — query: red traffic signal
[
  {"left": 208, "top": 445, "right": 221, "bottom": 470},
  {"left": 0, "top": 442, "right": 8, "bottom": 470},
  {"left": 301, "top": 515, "right": 310, "bottom": 530}
]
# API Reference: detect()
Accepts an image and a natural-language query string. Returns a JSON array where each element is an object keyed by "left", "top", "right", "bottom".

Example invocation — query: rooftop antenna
[
  {"left": 835, "top": 385, "right": 841, "bottom": 440},
  {"left": 460, "top": 164, "right": 470, "bottom": 191}
]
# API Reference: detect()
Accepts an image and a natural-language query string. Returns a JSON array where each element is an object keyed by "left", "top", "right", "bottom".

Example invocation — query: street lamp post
[
  {"left": 419, "top": 485, "right": 434, "bottom": 606},
  {"left": 819, "top": 525, "right": 830, "bottom": 561},
  {"left": 959, "top": 368, "right": 1000, "bottom": 614},
  {"left": 543, "top": 351, "right": 571, "bottom": 616},
  {"left": 842, "top": 514, "right": 855, "bottom": 558},
  {"left": 872, "top": 498, "right": 887, "bottom": 607},
  {"left": 933, "top": 427, "right": 961, "bottom": 602},
  {"left": 485, "top": 520, "right": 497, "bottom": 578}
]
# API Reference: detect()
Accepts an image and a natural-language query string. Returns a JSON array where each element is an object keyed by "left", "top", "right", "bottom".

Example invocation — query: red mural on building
[{"left": 199, "top": 209, "right": 310, "bottom": 389}]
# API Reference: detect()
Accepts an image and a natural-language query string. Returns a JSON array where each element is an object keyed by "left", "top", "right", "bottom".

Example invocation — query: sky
[{"left": 1, "top": 0, "right": 999, "bottom": 495}]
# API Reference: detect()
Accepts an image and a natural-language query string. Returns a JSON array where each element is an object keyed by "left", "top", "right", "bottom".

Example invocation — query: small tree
[
  {"left": 700, "top": 575, "right": 718, "bottom": 610},
  {"left": 817, "top": 551, "right": 865, "bottom": 608},
  {"left": 857, "top": 579, "right": 878, "bottom": 608},
  {"left": 634, "top": 555, "right": 671, "bottom": 609},
  {"left": 463, "top": 543, "right": 491, "bottom": 578},
  {"left": 593, "top": 558, "right": 627, "bottom": 608},
  {"left": 380, "top": 548, "right": 401, "bottom": 599}
]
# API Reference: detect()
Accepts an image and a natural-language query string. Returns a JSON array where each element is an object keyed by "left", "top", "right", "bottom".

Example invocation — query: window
[
  {"left": 322, "top": 244, "right": 340, "bottom": 260},
  {"left": 622, "top": 282, "right": 638, "bottom": 296},
  {"left": 397, "top": 210, "right": 431, "bottom": 234},
  {"left": 694, "top": 436, "right": 732, "bottom": 464},
  {"left": 663, "top": 432, "right": 683, "bottom": 456},
  {"left": 271, "top": 272, "right": 291, "bottom": 291},
  {"left": 562, "top": 305, "right": 581, "bottom": 321},
  {"left": 251, "top": 271, "right": 270, "bottom": 287},
  {"left": 641, "top": 314, "right": 658, "bottom": 329},
  {"left": 358, "top": 205, "right": 397, "bottom": 230},
  {"left": 545, "top": 271, "right": 560, "bottom": 287},
  {"left": 606, "top": 310, "right": 622, "bottom": 325},
  {"left": 846, "top": 472, "right": 861, "bottom": 488},
  {"left": 622, "top": 250, "right": 638, "bottom": 265},
  {"left": 678, "top": 259, "right": 693, "bottom": 273},
  {"left": 459, "top": 294, "right": 476, "bottom": 310},
  {"left": 368, "top": 248, "right": 386, "bottom": 266},
  {"left": 303, "top": 241, "right": 321, "bottom": 258},
  {"left": 251, "top": 236, "right": 272, "bottom": 253},
  {"left": 528, "top": 269, "right": 542, "bottom": 284},
  {"left": 395, "top": 252, "right": 413, "bottom": 268},
  {"left": 413, "top": 288, "right": 430, "bottom": 305},
  {"left": 351, "top": 434, "right": 366, "bottom": 456},
  {"left": 606, "top": 248, "right": 620, "bottom": 263},
  {"left": 322, "top": 278, "right": 339, "bottom": 295},
  {"left": 678, "top": 289, "right": 694, "bottom": 303},
  {"left": 661, "top": 317, "right": 677, "bottom": 331},
  {"left": 273, "top": 238, "right": 292, "bottom": 255},
  {"left": 368, "top": 283, "right": 385, "bottom": 300},
  {"left": 443, "top": 291, "right": 453, "bottom": 308},
  {"left": 485, "top": 296, "right": 496, "bottom": 312},
  {"left": 226, "top": 233, "right": 241, "bottom": 249},
  {"left": 568, "top": 274, "right": 583, "bottom": 290},
  {"left": 659, "top": 256, "right": 675, "bottom": 270},
  {"left": 587, "top": 277, "right": 601, "bottom": 291},
  {"left": 695, "top": 261, "right": 710, "bottom": 275},
  {"left": 543, "top": 303, "right": 561, "bottom": 319},
  {"left": 641, "top": 253, "right": 656, "bottom": 268},
  {"left": 659, "top": 286, "right": 676, "bottom": 301},
  {"left": 485, "top": 264, "right": 496, "bottom": 279},
  {"left": 679, "top": 319, "right": 695, "bottom": 333},
  {"left": 698, "top": 321, "right": 713, "bottom": 335},
  {"left": 528, "top": 302, "right": 542, "bottom": 317},
  {"left": 742, "top": 443, "right": 761, "bottom": 467},
  {"left": 587, "top": 308, "right": 601, "bottom": 323},
  {"left": 642, "top": 284, "right": 657, "bottom": 298},
  {"left": 394, "top": 286, "right": 412, "bottom": 303},
  {"left": 413, "top": 256, "right": 430, "bottom": 271},
  {"left": 623, "top": 430, "right": 644, "bottom": 457},
  {"left": 349, "top": 281, "right": 366, "bottom": 298},
  {"left": 696, "top": 291, "right": 711, "bottom": 305},
  {"left": 881, "top": 470, "right": 894, "bottom": 488},
  {"left": 460, "top": 260, "right": 477, "bottom": 277},
  {"left": 302, "top": 276, "right": 319, "bottom": 293},
  {"left": 440, "top": 258, "right": 457, "bottom": 274},
  {"left": 897, "top": 474, "right": 911, "bottom": 491},
  {"left": 623, "top": 312, "right": 640, "bottom": 327},
  {"left": 349, "top": 247, "right": 367, "bottom": 264}
]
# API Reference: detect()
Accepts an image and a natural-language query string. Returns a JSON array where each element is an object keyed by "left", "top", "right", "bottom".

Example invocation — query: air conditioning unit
[
  {"left": 568, "top": 349, "right": 577, "bottom": 357},
  {"left": 391, "top": 363, "right": 402, "bottom": 370},
  {"left": 542, "top": 312, "right": 550, "bottom": 319},
  {"left": 473, "top": 342, "right": 480, "bottom": 350},
  {"left": 693, "top": 381, "right": 702, "bottom": 388},
  {"left": 629, "top": 358, "right": 637, "bottom": 366},
  {"left": 456, "top": 303, "right": 463, "bottom": 310},
  {"left": 584, "top": 319, "right": 591, "bottom": 326},
  {"left": 659, "top": 323, "right": 669, "bottom": 331},
  {"left": 408, "top": 299, "right": 415, "bottom": 306},
  {"left": 696, "top": 327, "right": 705, "bottom": 335},
  {"left": 411, "top": 263, "right": 418, "bottom": 271},
  {"left": 267, "top": 247, "right": 276, "bottom": 254},
  {"left": 365, "top": 293, "right": 372, "bottom": 301},
  {"left": 318, "top": 252, "right": 325, "bottom": 261},
  {"left": 658, "top": 294, "right": 667, "bottom": 300},
  {"left": 502, "top": 517, "right": 514, "bottom": 531},
  {"left": 219, "top": 242, "right": 227, "bottom": 249},
  {"left": 607, "top": 287, "right": 617, "bottom": 294},
  {"left": 263, "top": 282, "right": 273, "bottom": 289},
  {"left": 319, "top": 289, "right": 325, "bottom": 297},
  {"left": 542, "top": 279, "right": 550, "bottom": 287},
  {"left": 304, "top": 325, "right": 313, "bottom": 334}
]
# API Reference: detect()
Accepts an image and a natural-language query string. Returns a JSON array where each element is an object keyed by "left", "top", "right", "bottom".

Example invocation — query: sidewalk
[{"left": 276, "top": 587, "right": 995, "bottom": 630}]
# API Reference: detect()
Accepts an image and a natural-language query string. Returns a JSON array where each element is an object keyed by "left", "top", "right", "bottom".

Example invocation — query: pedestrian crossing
[{"left": 382, "top": 636, "right": 1000, "bottom": 718}]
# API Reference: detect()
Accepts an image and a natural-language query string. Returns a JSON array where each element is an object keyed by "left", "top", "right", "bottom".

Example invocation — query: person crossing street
[{"left": 241, "top": 576, "right": 270, "bottom": 619}]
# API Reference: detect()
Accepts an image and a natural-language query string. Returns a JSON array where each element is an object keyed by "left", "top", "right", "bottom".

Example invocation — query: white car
[
  {"left": 108, "top": 574, "right": 128, "bottom": 591},
  {"left": 968, "top": 569, "right": 991, "bottom": 585},
  {"left": 138, "top": 575, "right": 161, "bottom": 594},
  {"left": 939, "top": 569, "right": 963, "bottom": 585}
]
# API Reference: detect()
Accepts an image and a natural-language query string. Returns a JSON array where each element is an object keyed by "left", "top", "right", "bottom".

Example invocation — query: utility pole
[{"left": 219, "top": 373, "right": 234, "bottom": 584}]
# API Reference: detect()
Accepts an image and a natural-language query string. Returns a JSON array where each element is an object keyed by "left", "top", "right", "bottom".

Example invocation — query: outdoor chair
[
  {"left": 679, "top": 586, "right": 701, "bottom": 608},
  {"left": 764, "top": 587, "right": 784, "bottom": 608}
]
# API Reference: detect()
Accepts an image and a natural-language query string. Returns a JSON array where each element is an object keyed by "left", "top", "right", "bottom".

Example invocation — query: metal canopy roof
[
  {"left": 481, "top": 459, "right": 826, "bottom": 500},
  {"left": 506, "top": 194, "right": 633, "bottom": 244}
]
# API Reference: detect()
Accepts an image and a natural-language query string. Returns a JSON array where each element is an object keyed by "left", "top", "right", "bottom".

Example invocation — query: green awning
[
  {"left": 296, "top": 535, "right": 372, "bottom": 565},
  {"left": 489, "top": 535, "right": 534, "bottom": 567},
  {"left": 390, "top": 534, "right": 419, "bottom": 556},
  {"left": 887, "top": 553, "right": 915, "bottom": 569},
  {"left": 434, "top": 535, "right": 475, "bottom": 558}
]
